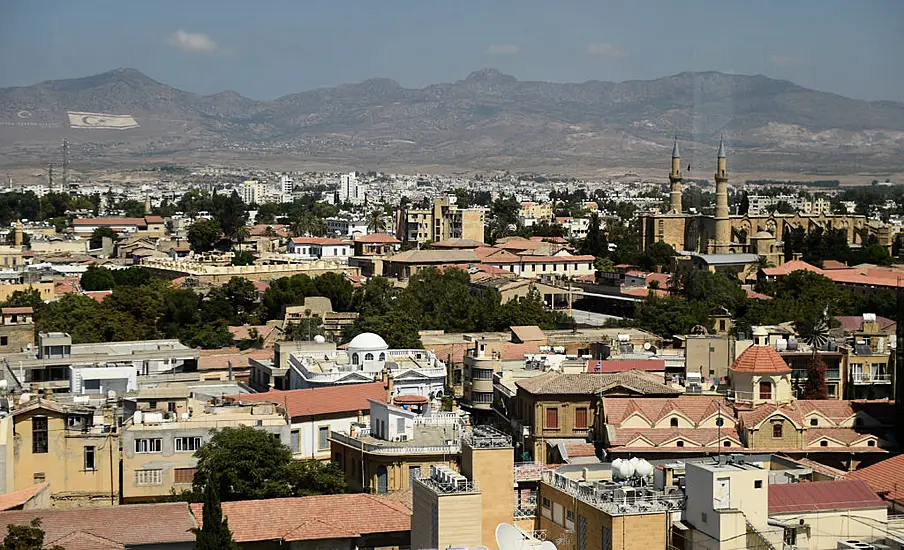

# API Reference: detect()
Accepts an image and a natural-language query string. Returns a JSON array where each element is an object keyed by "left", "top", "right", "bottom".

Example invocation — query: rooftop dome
[
  {"left": 730, "top": 345, "right": 790, "bottom": 374},
  {"left": 751, "top": 231, "right": 774, "bottom": 239},
  {"left": 347, "top": 332, "right": 389, "bottom": 351}
]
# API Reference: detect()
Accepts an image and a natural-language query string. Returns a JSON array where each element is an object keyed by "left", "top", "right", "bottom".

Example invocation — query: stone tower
[
  {"left": 669, "top": 136, "right": 682, "bottom": 214},
  {"left": 144, "top": 195, "right": 152, "bottom": 215},
  {"left": 713, "top": 135, "right": 731, "bottom": 253},
  {"left": 14, "top": 220, "right": 23, "bottom": 247}
]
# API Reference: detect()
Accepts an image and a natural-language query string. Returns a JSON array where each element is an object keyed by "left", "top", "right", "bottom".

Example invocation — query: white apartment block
[
  {"left": 239, "top": 180, "right": 266, "bottom": 205},
  {"left": 338, "top": 172, "right": 365, "bottom": 205}
]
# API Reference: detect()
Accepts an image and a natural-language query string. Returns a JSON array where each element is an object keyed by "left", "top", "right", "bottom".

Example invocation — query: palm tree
[
  {"left": 289, "top": 218, "right": 306, "bottom": 237},
  {"left": 232, "top": 225, "right": 250, "bottom": 250},
  {"left": 366, "top": 209, "right": 386, "bottom": 233},
  {"left": 262, "top": 226, "right": 277, "bottom": 238}
]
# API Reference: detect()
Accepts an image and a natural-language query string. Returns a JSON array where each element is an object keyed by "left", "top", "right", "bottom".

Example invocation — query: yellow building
[
  {"left": 0, "top": 282, "right": 54, "bottom": 303},
  {"left": 411, "top": 425, "right": 515, "bottom": 548},
  {"left": 538, "top": 468, "right": 671, "bottom": 550},
  {"left": 519, "top": 202, "right": 554, "bottom": 222},
  {"left": 641, "top": 137, "right": 893, "bottom": 255},
  {"left": 396, "top": 197, "right": 486, "bottom": 244},
  {"left": 10, "top": 399, "right": 119, "bottom": 508}
]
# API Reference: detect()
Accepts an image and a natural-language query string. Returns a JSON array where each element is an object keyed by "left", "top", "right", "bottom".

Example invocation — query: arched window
[
  {"left": 759, "top": 381, "right": 772, "bottom": 401},
  {"left": 670, "top": 418, "right": 679, "bottom": 428},
  {"left": 364, "top": 353, "right": 374, "bottom": 361},
  {"left": 379, "top": 352, "right": 386, "bottom": 361},
  {"left": 723, "top": 440, "right": 731, "bottom": 447},
  {"left": 772, "top": 423, "right": 783, "bottom": 438},
  {"left": 352, "top": 353, "right": 359, "bottom": 365},
  {"left": 715, "top": 417, "right": 725, "bottom": 427}
]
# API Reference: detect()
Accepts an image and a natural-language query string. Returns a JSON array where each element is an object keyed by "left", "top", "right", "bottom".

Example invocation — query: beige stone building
[
  {"left": 396, "top": 197, "right": 486, "bottom": 244},
  {"left": 9, "top": 399, "right": 119, "bottom": 507},
  {"left": 0, "top": 307, "right": 35, "bottom": 354},
  {"left": 641, "top": 138, "right": 893, "bottom": 255}
]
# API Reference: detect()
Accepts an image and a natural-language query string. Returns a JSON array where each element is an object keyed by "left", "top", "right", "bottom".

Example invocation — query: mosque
[{"left": 639, "top": 138, "right": 893, "bottom": 258}]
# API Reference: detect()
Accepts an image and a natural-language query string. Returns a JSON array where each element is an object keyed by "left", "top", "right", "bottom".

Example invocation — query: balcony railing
[
  {"left": 330, "top": 431, "right": 461, "bottom": 455},
  {"left": 852, "top": 373, "right": 892, "bottom": 384},
  {"left": 515, "top": 462, "right": 557, "bottom": 481}
]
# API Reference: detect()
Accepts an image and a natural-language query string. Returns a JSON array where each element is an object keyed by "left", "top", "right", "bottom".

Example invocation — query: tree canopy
[
  {"left": 188, "top": 426, "right": 345, "bottom": 502},
  {"left": 1, "top": 518, "right": 63, "bottom": 550}
]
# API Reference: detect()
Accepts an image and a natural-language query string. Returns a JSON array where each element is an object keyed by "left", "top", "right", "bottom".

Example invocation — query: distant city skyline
[{"left": 1, "top": 0, "right": 903, "bottom": 102}]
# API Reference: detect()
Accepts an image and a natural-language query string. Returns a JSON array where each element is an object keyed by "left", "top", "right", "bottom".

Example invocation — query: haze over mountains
[{"left": 1, "top": 68, "right": 903, "bottom": 175}]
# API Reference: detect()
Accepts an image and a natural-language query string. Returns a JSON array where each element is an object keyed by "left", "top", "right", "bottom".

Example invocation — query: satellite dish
[
  {"left": 313, "top": 334, "right": 326, "bottom": 344},
  {"left": 496, "top": 523, "right": 525, "bottom": 550},
  {"left": 537, "top": 542, "right": 558, "bottom": 550}
]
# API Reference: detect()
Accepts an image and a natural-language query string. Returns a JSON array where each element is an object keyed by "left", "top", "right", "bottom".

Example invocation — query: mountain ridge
[{"left": 1, "top": 68, "right": 903, "bottom": 174}]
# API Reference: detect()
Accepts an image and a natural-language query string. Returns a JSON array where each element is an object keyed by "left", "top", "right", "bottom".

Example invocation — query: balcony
[
  {"left": 515, "top": 462, "right": 557, "bottom": 482},
  {"left": 852, "top": 372, "right": 892, "bottom": 384}
]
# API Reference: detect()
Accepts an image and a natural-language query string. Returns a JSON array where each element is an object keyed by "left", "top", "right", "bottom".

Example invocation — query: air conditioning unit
[{"left": 398, "top": 434, "right": 408, "bottom": 442}]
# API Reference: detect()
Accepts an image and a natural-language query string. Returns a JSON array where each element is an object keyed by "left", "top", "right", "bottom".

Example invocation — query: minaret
[
  {"left": 669, "top": 136, "right": 683, "bottom": 214},
  {"left": 14, "top": 220, "right": 23, "bottom": 247},
  {"left": 714, "top": 135, "right": 731, "bottom": 253},
  {"left": 144, "top": 195, "right": 152, "bottom": 215}
]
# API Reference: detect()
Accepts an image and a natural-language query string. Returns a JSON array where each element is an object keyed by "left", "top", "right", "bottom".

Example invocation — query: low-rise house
[
  {"left": 353, "top": 232, "right": 402, "bottom": 256},
  {"left": 191, "top": 493, "right": 411, "bottom": 549},
  {"left": 71, "top": 216, "right": 166, "bottom": 237},
  {"left": 121, "top": 398, "right": 289, "bottom": 502},
  {"left": 287, "top": 237, "right": 352, "bottom": 260},
  {"left": 0, "top": 502, "right": 197, "bottom": 549},
  {"left": 8, "top": 398, "right": 119, "bottom": 507},
  {"left": 514, "top": 370, "right": 681, "bottom": 463},
  {"left": 330, "top": 399, "right": 464, "bottom": 494},
  {"left": 229, "top": 381, "right": 387, "bottom": 460}
]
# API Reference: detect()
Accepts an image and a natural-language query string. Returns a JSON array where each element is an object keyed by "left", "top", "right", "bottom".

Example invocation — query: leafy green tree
[
  {"left": 314, "top": 272, "right": 355, "bottom": 312},
  {"left": 193, "top": 476, "right": 239, "bottom": 550},
  {"left": 255, "top": 202, "right": 281, "bottom": 225},
  {"left": 493, "top": 288, "right": 569, "bottom": 330},
  {"left": 80, "top": 266, "right": 116, "bottom": 291},
  {"left": 180, "top": 322, "right": 235, "bottom": 349},
  {"left": 4, "top": 229, "right": 30, "bottom": 247},
  {"left": 37, "top": 294, "right": 142, "bottom": 344},
  {"left": 211, "top": 192, "right": 249, "bottom": 239},
  {"left": 1, "top": 518, "right": 63, "bottom": 550},
  {"left": 284, "top": 316, "right": 325, "bottom": 341},
  {"left": 355, "top": 313, "right": 423, "bottom": 348},
  {"left": 190, "top": 426, "right": 345, "bottom": 501},
  {"left": 112, "top": 267, "right": 153, "bottom": 287},
  {"left": 158, "top": 289, "right": 202, "bottom": 337},
  {"left": 118, "top": 199, "right": 147, "bottom": 218},
  {"left": 231, "top": 250, "right": 255, "bottom": 266},
  {"left": 581, "top": 213, "right": 607, "bottom": 258},
  {"left": 188, "top": 220, "right": 222, "bottom": 253},
  {"left": 0, "top": 289, "right": 44, "bottom": 312},
  {"left": 89, "top": 227, "right": 120, "bottom": 250},
  {"left": 639, "top": 241, "right": 676, "bottom": 272},
  {"left": 635, "top": 294, "right": 711, "bottom": 337},
  {"left": 594, "top": 257, "right": 615, "bottom": 273}
]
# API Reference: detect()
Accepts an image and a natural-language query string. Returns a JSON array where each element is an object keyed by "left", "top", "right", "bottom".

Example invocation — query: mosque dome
[{"left": 347, "top": 332, "right": 389, "bottom": 351}]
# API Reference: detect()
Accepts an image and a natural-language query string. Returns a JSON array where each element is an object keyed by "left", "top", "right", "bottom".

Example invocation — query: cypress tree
[{"left": 194, "top": 477, "right": 239, "bottom": 550}]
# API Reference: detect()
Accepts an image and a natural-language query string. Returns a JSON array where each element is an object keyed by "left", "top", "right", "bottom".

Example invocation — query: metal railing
[
  {"left": 514, "top": 462, "right": 557, "bottom": 481},
  {"left": 541, "top": 470, "right": 685, "bottom": 515},
  {"left": 852, "top": 372, "right": 892, "bottom": 383},
  {"left": 330, "top": 431, "right": 461, "bottom": 455}
]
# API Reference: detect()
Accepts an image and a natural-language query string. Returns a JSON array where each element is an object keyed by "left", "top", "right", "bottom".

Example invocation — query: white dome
[{"left": 347, "top": 332, "right": 389, "bottom": 351}]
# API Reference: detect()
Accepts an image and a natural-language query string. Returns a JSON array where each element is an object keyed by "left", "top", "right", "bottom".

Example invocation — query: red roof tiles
[
  {"left": 0, "top": 483, "right": 48, "bottom": 511},
  {"left": 768, "top": 479, "right": 884, "bottom": 514},
  {"left": 846, "top": 454, "right": 904, "bottom": 503},
  {"left": 0, "top": 307, "right": 33, "bottom": 315},
  {"left": 230, "top": 381, "right": 387, "bottom": 419},
  {"left": 190, "top": 494, "right": 410, "bottom": 543},
  {"left": 588, "top": 360, "right": 666, "bottom": 373},
  {"left": 729, "top": 345, "right": 791, "bottom": 374},
  {"left": 355, "top": 233, "right": 401, "bottom": 244},
  {"left": 0, "top": 502, "right": 196, "bottom": 547}
]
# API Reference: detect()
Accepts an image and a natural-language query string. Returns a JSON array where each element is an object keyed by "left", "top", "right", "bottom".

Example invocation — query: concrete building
[
  {"left": 0, "top": 307, "right": 34, "bottom": 355},
  {"left": 286, "top": 236, "right": 352, "bottom": 261},
  {"left": 286, "top": 332, "right": 446, "bottom": 400},
  {"left": 8, "top": 398, "right": 119, "bottom": 507},
  {"left": 329, "top": 399, "right": 464, "bottom": 494},
  {"left": 229, "top": 382, "right": 386, "bottom": 460},
  {"left": 411, "top": 425, "right": 515, "bottom": 548},
  {"left": 326, "top": 216, "right": 368, "bottom": 237},
  {"left": 239, "top": 179, "right": 265, "bottom": 204},
  {"left": 339, "top": 172, "right": 365, "bottom": 204},
  {"left": 121, "top": 398, "right": 289, "bottom": 502},
  {"left": 1, "top": 332, "right": 199, "bottom": 392},
  {"left": 396, "top": 197, "right": 486, "bottom": 245},
  {"left": 70, "top": 216, "right": 166, "bottom": 238},
  {"left": 843, "top": 313, "right": 895, "bottom": 400}
]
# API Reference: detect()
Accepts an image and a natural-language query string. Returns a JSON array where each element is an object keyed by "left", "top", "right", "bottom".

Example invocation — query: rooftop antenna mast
[{"left": 61, "top": 139, "right": 70, "bottom": 189}]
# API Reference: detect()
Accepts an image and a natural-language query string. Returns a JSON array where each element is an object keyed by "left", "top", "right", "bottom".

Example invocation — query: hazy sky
[{"left": 1, "top": 0, "right": 902, "bottom": 101}]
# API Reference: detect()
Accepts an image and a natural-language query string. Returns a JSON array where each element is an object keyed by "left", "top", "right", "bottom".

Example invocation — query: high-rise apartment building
[
  {"left": 239, "top": 180, "right": 265, "bottom": 205},
  {"left": 338, "top": 172, "right": 365, "bottom": 204}
]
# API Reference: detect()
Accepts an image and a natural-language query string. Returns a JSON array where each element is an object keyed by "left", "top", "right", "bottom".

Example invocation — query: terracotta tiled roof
[
  {"left": 500, "top": 342, "right": 541, "bottom": 361},
  {"left": 0, "top": 483, "right": 48, "bottom": 511},
  {"left": 807, "top": 428, "right": 878, "bottom": 445},
  {"left": 228, "top": 324, "right": 278, "bottom": 341},
  {"left": 780, "top": 456, "right": 845, "bottom": 479},
  {"left": 51, "top": 531, "right": 125, "bottom": 550},
  {"left": 393, "top": 394, "right": 428, "bottom": 405},
  {"left": 738, "top": 403, "right": 803, "bottom": 429},
  {"left": 0, "top": 503, "right": 196, "bottom": 547},
  {"left": 144, "top": 215, "right": 165, "bottom": 224},
  {"left": 846, "top": 454, "right": 904, "bottom": 503},
  {"left": 729, "top": 345, "right": 791, "bottom": 374},
  {"left": 834, "top": 315, "right": 895, "bottom": 333},
  {"left": 564, "top": 442, "right": 597, "bottom": 458},
  {"left": 355, "top": 233, "right": 401, "bottom": 244},
  {"left": 229, "top": 381, "right": 386, "bottom": 419},
  {"left": 745, "top": 289, "right": 773, "bottom": 300},
  {"left": 588, "top": 360, "right": 666, "bottom": 373},
  {"left": 603, "top": 396, "right": 734, "bottom": 425},
  {"left": 622, "top": 287, "right": 669, "bottom": 298},
  {"left": 822, "top": 260, "right": 848, "bottom": 270},
  {"left": 516, "top": 371, "right": 679, "bottom": 396},
  {"left": 822, "top": 265, "right": 904, "bottom": 289},
  {"left": 761, "top": 260, "right": 824, "bottom": 277},
  {"left": 0, "top": 307, "right": 33, "bottom": 315},
  {"left": 768, "top": 479, "right": 884, "bottom": 514},
  {"left": 610, "top": 428, "right": 743, "bottom": 448},
  {"left": 291, "top": 236, "right": 347, "bottom": 245},
  {"left": 83, "top": 290, "right": 112, "bottom": 303},
  {"left": 190, "top": 494, "right": 410, "bottom": 543}
]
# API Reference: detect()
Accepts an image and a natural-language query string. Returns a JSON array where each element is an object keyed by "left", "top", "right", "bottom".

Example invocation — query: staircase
[{"left": 745, "top": 519, "right": 780, "bottom": 550}]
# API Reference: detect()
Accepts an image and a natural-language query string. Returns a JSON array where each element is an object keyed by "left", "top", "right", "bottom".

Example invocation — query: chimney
[
  {"left": 385, "top": 372, "right": 395, "bottom": 402},
  {"left": 356, "top": 409, "right": 364, "bottom": 424}
]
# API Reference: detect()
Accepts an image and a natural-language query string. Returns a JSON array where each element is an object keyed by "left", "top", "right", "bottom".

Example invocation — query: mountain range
[{"left": 1, "top": 68, "right": 903, "bottom": 175}]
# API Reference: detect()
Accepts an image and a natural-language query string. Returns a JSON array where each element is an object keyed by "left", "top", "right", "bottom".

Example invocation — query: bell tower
[
  {"left": 669, "top": 136, "right": 682, "bottom": 214},
  {"left": 713, "top": 135, "right": 731, "bottom": 253}
]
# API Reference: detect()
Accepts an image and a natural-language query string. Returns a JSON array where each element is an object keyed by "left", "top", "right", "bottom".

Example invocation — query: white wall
[
  {"left": 294, "top": 415, "right": 362, "bottom": 460},
  {"left": 770, "top": 508, "right": 887, "bottom": 550}
]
